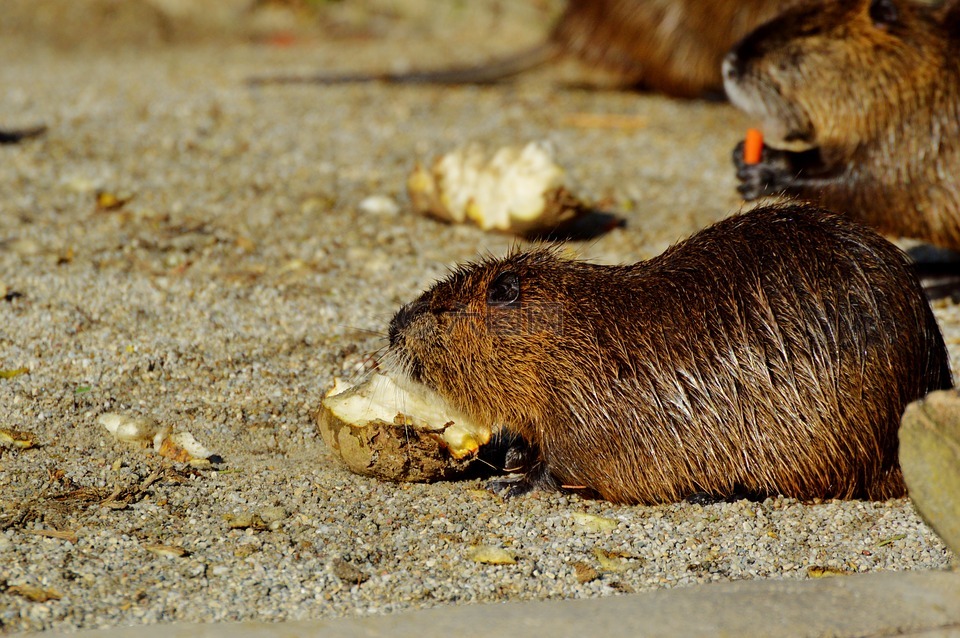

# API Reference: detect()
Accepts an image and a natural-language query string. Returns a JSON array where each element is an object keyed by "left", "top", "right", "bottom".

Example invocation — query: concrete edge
[{"left": 24, "top": 568, "right": 960, "bottom": 638}]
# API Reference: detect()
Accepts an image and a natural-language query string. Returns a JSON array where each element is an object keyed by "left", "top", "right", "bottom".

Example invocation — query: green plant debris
[{"left": 876, "top": 534, "right": 907, "bottom": 547}]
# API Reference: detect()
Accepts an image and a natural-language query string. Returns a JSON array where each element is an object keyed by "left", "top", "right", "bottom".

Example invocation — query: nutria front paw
[
  {"left": 732, "top": 140, "right": 795, "bottom": 200},
  {"left": 685, "top": 487, "right": 767, "bottom": 505},
  {"left": 487, "top": 474, "right": 540, "bottom": 498},
  {"left": 487, "top": 462, "right": 558, "bottom": 499}
]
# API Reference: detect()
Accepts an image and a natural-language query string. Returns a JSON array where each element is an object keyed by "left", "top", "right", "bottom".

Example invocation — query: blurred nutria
[
  {"left": 386, "top": 205, "right": 952, "bottom": 504},
  {"left": 250, "top": 0, "right": 791, "bottom": 98},
  {"left": 724, "top": 0, "right": 960, "bottom": 249}
]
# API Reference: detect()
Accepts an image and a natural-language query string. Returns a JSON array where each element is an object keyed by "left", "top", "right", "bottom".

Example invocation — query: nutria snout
[{"left": 386, "top": 204, "right": 952, "bottom": 504}]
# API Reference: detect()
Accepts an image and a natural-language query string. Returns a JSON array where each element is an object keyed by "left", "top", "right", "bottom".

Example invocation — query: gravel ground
[{"left": 1, "top": 3, "right": 956, "bottom": 634}]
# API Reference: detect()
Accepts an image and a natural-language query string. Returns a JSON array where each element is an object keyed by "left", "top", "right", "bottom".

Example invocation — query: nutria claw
[
  {"left": 487, "top": 460, "right": 558, "bottom": 499},
  {"left": 487, "top": 475, "right": 540, "bottom": 499},
  {"left": 732, "top": 140, "right": 795, "bottom": 200}
]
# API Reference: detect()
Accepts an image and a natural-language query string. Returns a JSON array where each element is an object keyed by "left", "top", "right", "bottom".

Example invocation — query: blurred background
[{"left": 1, "top": 0, "right": 563, "bottom": 51}]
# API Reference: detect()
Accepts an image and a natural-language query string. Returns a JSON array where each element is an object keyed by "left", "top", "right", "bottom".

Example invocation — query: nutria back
[
  {"left": 551, "top": 0, "right": 790, "bottom": 96},
  {"left": 387, "top": 205, "right": 951, "bottom": 504},
  {"left": 724, "top": 0, "right": 960, "bottom": 248}
]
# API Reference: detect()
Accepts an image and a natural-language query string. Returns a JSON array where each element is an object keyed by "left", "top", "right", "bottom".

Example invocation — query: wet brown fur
[
  {"left": 387, "top": 205, "right": 951, "bottom": 504},
  {"left": 725, "top": 0, "right": 960, "bottom": 248},
  {"left": 550, "top": 0, "right": 791, "bottom": 96}
]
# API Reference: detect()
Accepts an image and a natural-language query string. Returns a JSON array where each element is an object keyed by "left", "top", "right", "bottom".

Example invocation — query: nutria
[
  {"left": 250, "top": 0, "right": 791, "bottom": 98},
  {"left": 724, "top": 0, "right": 960, "bottom": 249},
  {"left": 385, "top": 205, "right": 951, "bottom": 504}
]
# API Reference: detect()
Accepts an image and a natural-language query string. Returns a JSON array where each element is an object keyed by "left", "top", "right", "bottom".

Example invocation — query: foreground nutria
[
  {"left": 250, "top": 0, "right": 790, "bottom": 98},
  {"left": 724, "top": 0, "right": 960, "bottom": 249},
  {"left": 386, "top": 205, "right": 951, "bottom": 504}
]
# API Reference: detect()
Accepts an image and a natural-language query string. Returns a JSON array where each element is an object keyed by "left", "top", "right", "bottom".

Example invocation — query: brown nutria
[
  {"left": 249, "top": 0, "right": 791, "bottom": 98},
  {"left": 724, "top": 0, "right": 960, "bottom": 249},
  {"left": 385, "top": 204, "right": 952, "bottom": 504}
]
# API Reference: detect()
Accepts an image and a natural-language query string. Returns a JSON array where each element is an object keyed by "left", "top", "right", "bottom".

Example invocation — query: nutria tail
[{"left": 247, "top": 44, "right": 557, "bottom": 87}]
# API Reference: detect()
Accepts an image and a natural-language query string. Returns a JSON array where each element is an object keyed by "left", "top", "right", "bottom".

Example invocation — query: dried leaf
[
  {"left": 466, "top": 545, "right": 517, "bottom": 565},
  {"left": 23, "top": 529, "right": 78, "bottom": 543},
  {"left": 7, "top": 584, "right": 62, "bottom": 602},
  {"left": 331, "top": 557, "right": 369, "bottom": 584},
  {"left": 806, "top": 565, "right": 849, "bottom": 578},
  {"left": 876, "top": 534, "right": 907, "bottom": 547},
  {"left": 593, "top": 548, "right": 640, "bottom": 573},
  {"left": 573, "top": 561, "right": 600, "bottom": 583},
  {"left": 571, "top": 512, "right": 618, "bottom": 532},
  {"left": 95, "top": 190, "right": 131, "bottom": 211},
  {"left": 224, "top": 513, "right": 269, "bottom": 530},
  {"left": 0, "top": 428, "right": 35, "bottom": 449}
]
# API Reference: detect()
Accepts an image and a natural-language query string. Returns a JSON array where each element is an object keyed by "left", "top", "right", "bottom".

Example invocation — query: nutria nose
[{"left": 388, "top": 298, "right": 427, "bottom": 348}]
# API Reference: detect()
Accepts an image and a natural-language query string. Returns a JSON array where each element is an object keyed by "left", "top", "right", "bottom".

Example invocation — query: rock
[{"left": 899, "top": 389, "right": 960, "bottom": 554}]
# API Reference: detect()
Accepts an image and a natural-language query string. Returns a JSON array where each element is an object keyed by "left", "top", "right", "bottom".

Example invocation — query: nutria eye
[
  {"left": 487, "top": 271, "right": 520, "bottom": 306},
  {"left": 869, "top": 0, "right": 898, "bottom": 29}
]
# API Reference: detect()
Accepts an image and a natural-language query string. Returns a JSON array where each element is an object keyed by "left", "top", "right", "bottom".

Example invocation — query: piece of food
[
  {"left": 97, "top": 412, "right": 218, "bottom": 466},
  {"left": 98, "top": 413, "right": 169, "bottom": 445},
  {"left": 743, "top": 128, "right": 764, "bottom": 165},
  {"left": 407, "top": 141, "right": 590, "bottom": 237},
  {"left": 316, "top": 373, "right": 491, "bottom": 482}
]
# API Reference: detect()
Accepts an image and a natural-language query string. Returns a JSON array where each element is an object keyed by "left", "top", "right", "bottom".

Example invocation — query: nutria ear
[
  {"left": 869, "top": 0, "right": 899, "bottom": 29},
  {"left": 487, "top": 272, "right": 521, "bottom": 307}
]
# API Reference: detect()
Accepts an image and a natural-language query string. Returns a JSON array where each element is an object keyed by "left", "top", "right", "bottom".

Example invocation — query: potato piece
[
  {"left": 316, "top": 374, "right": 491, "bottom": 482},
  {"left": 407, "top": 141, "right": 590, "bottom": 237}
]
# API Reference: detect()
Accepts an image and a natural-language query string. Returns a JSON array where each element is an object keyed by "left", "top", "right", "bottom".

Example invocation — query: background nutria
[
  {"left": 386, "top": 205, "right": 952, "bottom": 504},
  {"left": 724, "top": 0, "right": 960, "bottom": 249},
  {"left": 251, "top": 0, "right": 791, "bottom": 98}
]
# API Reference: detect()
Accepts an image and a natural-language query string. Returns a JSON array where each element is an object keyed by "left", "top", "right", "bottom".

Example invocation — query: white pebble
[{"left": 358, "top": 195, "right": 400, "bottom": 216}]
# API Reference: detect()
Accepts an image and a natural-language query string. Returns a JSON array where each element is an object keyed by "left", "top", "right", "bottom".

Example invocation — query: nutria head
[
  {"left": 387, "top": 249, "right": 600, "bottom": 436},
  {"left": 723, "top": 0, "right": 946, "bottom": 157}
]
